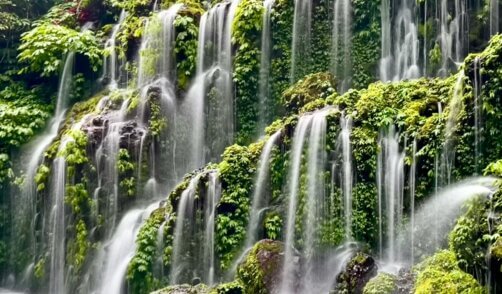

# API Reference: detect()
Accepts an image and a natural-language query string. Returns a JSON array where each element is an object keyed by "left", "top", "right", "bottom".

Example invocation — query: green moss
[
  {"left": 413, "top": 250, "right": 484, "bottom": 294},
  {"left": 232, "top": 0, "right": 264, "bottom": 143},
  {"left": 237, "top": 240, "right": 283, "bottom": 294},
  {"left": 363, "top": 273, "right": 397, "bottom": 294},
  {"left": 209, "top": 281, "right": 244, "bottom": 294},
  {"left": 128, "top": 207, "right": 168, "bottom": 294},
  {"left": 282, "top": 72, "right": 336, "bottom": 113}
]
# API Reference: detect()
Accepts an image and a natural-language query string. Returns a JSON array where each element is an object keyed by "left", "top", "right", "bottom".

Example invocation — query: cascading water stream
[
  {"left": 102, "top": 10, "right": 127, "bottom": 90},
  {"left": 438, "top": 0, "right": 466, "bottom": 76},
  {"left": 377, "top": 127, "right": 405, "bottom": 264},
  {"left": 393, "top": 177, "right": 497, "bottom": 269},
  {"left": 170, "top": 170, "right": 222, "bottom": 285},
  {"left": 95, "top": 202, "right": 161, "bottom": 294},
  {"left": 257, "top": 0, "right": 276, "bottom": 132},
  {"left": 47, "top": 116, "right": 90, "bottom": 294},
  {"left": 491, "top": 0, "right": 500, "bottom": 36},
  {"left": 48, "top": 143, "right": 69, "bottom": 294},
  {"left": 184, "top": 0, "right": 240, "bottom": 168},
  {"left": 203, "top": 172, "right": 221, "bottom": 286},
  {"left": 380, "top": 0, "right": 420, "bottom": 81},
  {"left": 228, "top": 131, "right": 281, "bottom": 277},
  {"left": 339, "top": 115, "right": 353, "bottom": 240},
  {"left": 331, "top": 0, "right": 352, "bottom": 92},
  {"left": 290, "top": 0, "right": 312, "bottom": 82},
  {"left": 279, "top": 108, "right": 331, "bottom": 294},
  {"left": 11, "top": 51, "right": 75, "bottom": 288}
]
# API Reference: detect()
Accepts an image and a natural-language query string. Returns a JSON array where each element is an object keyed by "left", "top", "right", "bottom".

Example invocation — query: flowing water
[
  {"left": 102, "top": 10, "right": 127, "bottom": 90},
  {"left": 257, "top": 0, "right": 276, "bottom": 132},
  {"left": 170, "top": 170, "right": 222, "bottom": 285},
  {"left": 279, "top": 108, "right": 331, "bottom": 294},
  {"left": 377, "top": 127, "right": 405, "bottom": 264},
  {"left": 332, "top": 0, "right": 352, "bottom": 92},
  {"left": 290, "top": 0, "right": 312, "bottom": 82},
  {"left": 339, "top": 115, "right": 353, "bottom": 239},
  {"left": 94, "top": 202, "right": 162, "bottom": 294},
  {"left": 438, "top": 0, "right": 466, "bottom": 76},
  {"left": 392, "top": 177, "right": 497, "bottom": 268},
  {"left": 10, "top": 52, "right": 75, "bottom": 289},
  {"left": 491, "top": 0, "right": 500, "bottom": 36},
  {"left": 380, "top": 0, "right": 420, "bottom": 81}
]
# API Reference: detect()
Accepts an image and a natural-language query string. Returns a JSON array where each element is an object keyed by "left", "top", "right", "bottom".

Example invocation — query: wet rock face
[
  {"left": 237, "top": 239, "right": 291, "bottom": 294},
  {"left": 83, "top": 116, "right": 146, "bottom": 152},
  {"left": 489, "top": 237, "right": 502, "bottom": 290},
  {"left": 334, "top": 253, "right": 378, "bottom": 294}
]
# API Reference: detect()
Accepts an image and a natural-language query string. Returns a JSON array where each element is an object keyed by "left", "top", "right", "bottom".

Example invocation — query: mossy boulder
[
  {"left": 335, "top": 252, "right": 377, "bottom": 293},
  {"left": 209, "top": 281, "right": 244, "bottom": 294},
  {"left": 237, "top": 239, "right": 287, "bottom": 294},
  {"left": 363, "top": 273, "right": 397, "bottom": 294},
  {"left": 282, "top": 72, "right": 337, "bottom": 113},
  {"left": 151, "top": 284, "right": 209, "bottom": 294},
  {"left": 413, "top": 250, "right": 484, "bottom": 294}
]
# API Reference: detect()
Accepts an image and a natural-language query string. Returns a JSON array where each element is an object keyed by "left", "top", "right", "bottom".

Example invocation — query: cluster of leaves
[
  {"left": 127, "top": 208, "right": 167, "bottom": 294},
  {"left": 0, "top": 77, "right": 52, "bottom": 185},
  {"left": 118, "top": 148, "right": 136, "bottom": 197},
  {"left": 216, "top": 142, "right": 263, "bottom": 268},
  {"left": 0, "top": 0, "right": 30, "bottom": 39},
  {"left": 18, "top": 23, "right": 102, "bottom": 76},
  {"left": 174, "top": 2, "right": 203, "bottom": 90},
  {"left": 363, "top": 273, "right": 396, "bottom": 294},
  {"left": 232, "top": 0, "right": 264, "bottom": 143},
  {"left": 413, "top": 250, "right": 484, "bottom": 293}
]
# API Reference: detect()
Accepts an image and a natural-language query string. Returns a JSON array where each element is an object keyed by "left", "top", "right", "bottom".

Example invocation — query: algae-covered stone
[
  {"left": 335, "top": 252, "right": 377, "bottom": 293},
  {"left": 363, "top": 273, "right": 397, "bottom": 294},
  {"left": 282, "top": 72, "right": 336, "bottom": 113},
  {"left": 413, "top": 250, "right": 484, "bottom": 294},
  {"left": 237, "top": 239, "right": 287, "bottom": 294},
  {"left": 151, "top": 284, "right": 209, "bottom": 294}
]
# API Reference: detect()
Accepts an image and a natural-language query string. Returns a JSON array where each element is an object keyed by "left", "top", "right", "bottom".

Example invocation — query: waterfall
[
  {"left": 95, "top": 202, "right": 161, "bottom": 294},
  {"left": 170, "top": 170, "right": 221, "bottom": 285},
  {"left": 290, "top": 0, "right": 312, "bottom": 82},
  {"left": 377, "top": 127, "right": 405, "bottom": 264},
  {"left": 228, "top": 131, "right": 281, "bottom": 277},
  {"left": 339, "top": 115, "right": 353, "bottom": 240},
  {"left": 257, "top": 0, "right": 276, "bottom": 132},
  {"left": 331, "top": 0, "right": 352, "bottom": 92},
  {"left": 184, "top": 0, "right": 240, "bottom": 168},
  {"left": 245, "top": 131, "right": 280, "bottom": 249},
  {"left": 48, "top": 146, "right": 69, "bottom": 294},
  {"left": 203, "top": 172, "right": 221, "bottom": 286},
  {"left": 11, "top": 51, "right": 75, "bottom": 289},
  {"left": 491, "top": 0, "right": 500, "bottom": 36},
  {"left": 409, "top": 140, "right": 416, "bottom": 265},
  {"left": 279, "top": 108, "right": 331, "bottom": 294},
  {"left": 380, "top": 0, "right": 420, "bottom": 81},
  {"left": 102, "top": 10, "right": 127, "bottom": 90},
  {"left": 438, "top": 0, "right": 466, "bottom": 76},
  {"left": 395, "top": 177, "right": 496, "bottom": 266}
]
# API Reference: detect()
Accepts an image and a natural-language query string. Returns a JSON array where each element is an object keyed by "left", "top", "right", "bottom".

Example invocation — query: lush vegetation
[{"left": 1, "top": 0, "right": 502, "bottom": 293}]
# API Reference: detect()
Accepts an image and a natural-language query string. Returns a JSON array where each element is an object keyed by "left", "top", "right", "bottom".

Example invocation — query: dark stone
[
  {"left": 191, "top": 277, "right": 201, "bottom": 286},
  {"left": 237, "top": 239, "right": 296, "bottom": 294},
  {"left": 335, "top": 252, "right": 378, "bottom": 294}
]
